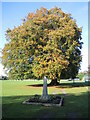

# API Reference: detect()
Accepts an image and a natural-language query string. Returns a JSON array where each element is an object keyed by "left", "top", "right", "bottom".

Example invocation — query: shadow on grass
[
  {"left": 2, "top": 92, "right": 89, "bottom": 119},
  {"left": 56, "top": 82, "right": 90, "bottom": 88},
  {"left": 27, "top": 81, "right": 90, "bottom": 88}
]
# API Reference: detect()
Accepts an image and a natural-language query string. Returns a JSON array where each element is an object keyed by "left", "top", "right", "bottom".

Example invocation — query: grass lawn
[{"left": 1, "top": 79, "right": 89, "bottom": 119}]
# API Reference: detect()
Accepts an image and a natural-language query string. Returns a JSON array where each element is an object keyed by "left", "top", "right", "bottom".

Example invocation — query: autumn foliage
[{"left": 2, "top": 7, "right": 83, "bottom": 84}]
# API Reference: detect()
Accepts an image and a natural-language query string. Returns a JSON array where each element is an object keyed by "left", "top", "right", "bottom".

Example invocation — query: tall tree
[
  {"left": 88, "top": 65, "right": 90, "bottom": 75},
  {"left": 2, "top": 7, "right": 83, "bottom": 84}
]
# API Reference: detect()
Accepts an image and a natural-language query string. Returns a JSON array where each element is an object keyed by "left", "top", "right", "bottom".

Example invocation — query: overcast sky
[{"left": 0, "top": 2, "right": 88, "bottom": 75}]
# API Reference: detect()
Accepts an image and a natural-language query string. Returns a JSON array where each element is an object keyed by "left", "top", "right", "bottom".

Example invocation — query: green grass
[{"left": 1, "top": 79, "right": 89, "bottom": 119}]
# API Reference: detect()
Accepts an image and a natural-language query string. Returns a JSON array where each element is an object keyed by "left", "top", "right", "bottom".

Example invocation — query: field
[{"left": 1, "top": 79, "right": 89, "bottom": 119}]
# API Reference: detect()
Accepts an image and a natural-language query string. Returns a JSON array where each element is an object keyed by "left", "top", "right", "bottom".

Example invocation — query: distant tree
[
  {"left": 88, "top": 65, "right": 90, "bottom": 75},
  {"left": 1, "top": 7, "right": 83, "bottom": 85}
]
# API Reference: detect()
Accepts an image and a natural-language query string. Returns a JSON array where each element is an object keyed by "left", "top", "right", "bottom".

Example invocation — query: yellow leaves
[
  {"left": 35, "top": 20, "right": 43, "bottom": 24},
  {"left": 38, "top": 45, "right": 43, "bottom": 50},
  {"left": 40, "top": 17, "right": 45, "bottom": 22},
  {"left": 79, "top": 27, "right": 82, "bottom": 32},
  {"left": 40, "top": 60, "right": 47, "bottom": 67},
  {"left": 27, "top": 13, "right": 34, "bottom": 20},
  {"left": 2, "top": 7, "right": 82, "bottom": 80},
  {"left": 48, "top": 30, "right": 56, "bottom": 36},
  {"left": 44, "top": 29, "right": 48, "bottom": 32},
  {"left": 48, "top": 59, "right": 52, "bottom": 64},
  {"left": 30, "top": 40, "right": 34, "bottom": 44}
]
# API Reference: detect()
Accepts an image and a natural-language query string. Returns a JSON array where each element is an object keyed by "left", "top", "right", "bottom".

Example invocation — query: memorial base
[
  {"left": 40, "top": 95, "right": 50, "bottom": 101},
  {"left": 22, "top": 94, "right": 64, "bottom": 107}
]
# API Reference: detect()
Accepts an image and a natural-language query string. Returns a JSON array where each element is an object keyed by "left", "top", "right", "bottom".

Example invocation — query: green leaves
[{"left": 2, "top": 7, "right": 82, "bottom": 80}]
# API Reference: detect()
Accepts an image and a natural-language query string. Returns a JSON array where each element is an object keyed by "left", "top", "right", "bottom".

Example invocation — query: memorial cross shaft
[{"left": 40, "top": 76, "right": 49, "bottom": 100}]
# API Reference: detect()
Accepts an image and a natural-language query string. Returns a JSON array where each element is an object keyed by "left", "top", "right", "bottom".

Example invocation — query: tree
[
  {"left": 1, "top": 7, "right": 83, "bottom": 84},
  {"left": 88, "top": 65, "right": 90, "bottom": 75},
  {"left": 60, "top": 47, "right": 82, "bottom": 79}
]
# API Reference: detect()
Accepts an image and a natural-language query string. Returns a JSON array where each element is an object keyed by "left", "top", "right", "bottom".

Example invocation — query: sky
[{"left": 0, "top": 2, "right": 88, "bottom": 75}]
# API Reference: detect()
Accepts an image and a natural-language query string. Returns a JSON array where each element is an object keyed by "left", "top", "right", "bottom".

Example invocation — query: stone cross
[
  {"left": 43, "top": 76, "right": 48, "bottom": 96},
  {"left": 40, "top": 76, "right": 49, "bottom": 100}
]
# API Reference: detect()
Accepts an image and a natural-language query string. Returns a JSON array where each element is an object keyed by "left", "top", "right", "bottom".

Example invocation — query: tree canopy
[{"left": 2, "top": 7, "right": 83, "bottom": 83}]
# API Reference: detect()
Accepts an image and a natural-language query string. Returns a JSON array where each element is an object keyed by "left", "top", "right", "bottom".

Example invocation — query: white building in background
[
  {"left": 0, "top": 63, "right": 7, "bottom": 76},
  {"left": 83, "top": 75, "right": 90, "bottom": 82}
]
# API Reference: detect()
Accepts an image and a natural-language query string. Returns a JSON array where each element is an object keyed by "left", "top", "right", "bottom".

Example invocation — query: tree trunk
[{"left": 49, "top": 78, "right": 59, "bottom": 86}]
